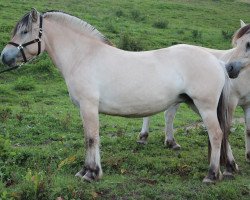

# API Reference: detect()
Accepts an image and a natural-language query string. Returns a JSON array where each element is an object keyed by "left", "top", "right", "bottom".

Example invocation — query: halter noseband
[{"left": 0, "top": 15, "right": 43, "bottom": 74}]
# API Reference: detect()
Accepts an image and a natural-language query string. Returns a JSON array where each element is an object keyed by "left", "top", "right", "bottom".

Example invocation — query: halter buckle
[{"left": 17, "top": 44, "right": 24, "bottom": 50}]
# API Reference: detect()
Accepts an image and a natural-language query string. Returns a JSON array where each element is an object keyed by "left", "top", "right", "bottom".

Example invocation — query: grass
[{"left": 0, "top": 0, "right": 250, "bottom": 199}]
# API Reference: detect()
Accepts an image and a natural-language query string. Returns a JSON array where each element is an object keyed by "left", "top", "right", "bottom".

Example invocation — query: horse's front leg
[
  {"left": 138, "top": 117, "right": 150, "bottom": 144},
  {"left": 165, "top": 104, "right": 181, "bottom": 150},
  {"left": 75, "top": 102, "right": 102, "bottom": 182},
  {"left": 244, "top": 106, "right": 250, "bottom": 162}
]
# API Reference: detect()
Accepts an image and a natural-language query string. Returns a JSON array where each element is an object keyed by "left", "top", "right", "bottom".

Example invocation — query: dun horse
[
  {"left": 139, "top": 20, "right": 250, "bottom": 167},
  {"left": 1, "top": 9, "right": 238, "bottom": 183}
]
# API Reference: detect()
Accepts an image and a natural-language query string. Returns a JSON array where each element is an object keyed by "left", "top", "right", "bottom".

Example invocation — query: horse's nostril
[
  {"left": 1, "top": 53, "right": 6, "bottom": 64},
  {"left": 229, "top": 65, "right": 233, "bottom": 72}
]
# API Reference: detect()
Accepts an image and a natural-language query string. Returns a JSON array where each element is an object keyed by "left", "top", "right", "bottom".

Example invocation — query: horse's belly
[{"left": 98, "top": 89, "right": 180, "bottom": 117}]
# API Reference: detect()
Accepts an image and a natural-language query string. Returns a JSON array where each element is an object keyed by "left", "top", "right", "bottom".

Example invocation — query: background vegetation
[{"left": 0, "top": 0, "right": 250, "bottom": 199}]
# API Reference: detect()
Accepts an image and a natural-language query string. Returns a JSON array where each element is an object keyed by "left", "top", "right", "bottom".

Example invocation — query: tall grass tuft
[
  {"left": 153, "top": 20, "right": 169, "bottom": 29},
  {"left": 13, "top": 77, "right": 36, "bottom": 91},
  {"left": 221, "top": 30, "right": 234, "bottom": 40},
  {"left": 118, "top": 32, "right": 144, "bottom": 51},
  {"left": 191, "top": 30, "right": 202, "bottom": 41},
  {"left": 131, "top": 10, "right": 146, "bottom": 22}
]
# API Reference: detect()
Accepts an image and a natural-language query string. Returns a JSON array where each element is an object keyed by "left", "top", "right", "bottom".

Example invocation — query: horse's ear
[
  {"left": 240, "top": 19, "right": 246, "bottom": 28},
  {"left": 30, "top": 8, "right": 38, "bottom": 22}
]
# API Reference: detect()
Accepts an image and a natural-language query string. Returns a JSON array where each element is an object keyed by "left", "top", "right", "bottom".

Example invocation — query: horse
[
  {"left": 139, "top": 20, "right": 250, "bottom": 163},
  {"left": 1, "top": 9, "right": 236, "bottom": 183}
]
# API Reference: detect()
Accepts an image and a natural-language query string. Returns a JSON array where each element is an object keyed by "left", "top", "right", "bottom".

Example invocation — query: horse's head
[
  {"left": 1, "top": 8, "right": 44, "bottom": 67},
  {"left": 227, "top": 20, "right": 250, "bottom": 74}
]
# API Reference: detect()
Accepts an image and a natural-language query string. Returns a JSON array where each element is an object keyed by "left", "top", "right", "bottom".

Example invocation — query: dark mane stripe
[
  {"left": 233, "top": 24, "right": 250, "bottom": 45},
  {"left": 12, "top": 12, "right": 30, "bottom": 36},
  {"left": 43, "top": 10, "right": 113, "bottom": 46}
]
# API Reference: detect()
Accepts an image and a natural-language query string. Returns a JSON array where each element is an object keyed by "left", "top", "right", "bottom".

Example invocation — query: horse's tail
[{"left": 208, "top": 65, "right": 231, "bottom": 164}]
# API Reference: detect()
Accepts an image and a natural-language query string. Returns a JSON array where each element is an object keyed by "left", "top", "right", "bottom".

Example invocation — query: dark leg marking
[
  {"left": 87, "top": 138, "right": 94, "bottom": 148},
  {"left": 247, "top": 130, "right": 250, "bottom": 137},
  {"left": 247, "top": 152, "right": 250, "bottom": 160},
  {"left": 203, "top": 166, "right": 222, "bottom": 183},
  {"left": 207, "top": 168, "right": 217, "bottom": 181},
  {"left": 225, "top": 160, "right": 237, "bottom": 173}
]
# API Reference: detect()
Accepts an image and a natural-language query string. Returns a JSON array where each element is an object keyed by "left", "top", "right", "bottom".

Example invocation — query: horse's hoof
[
  {"left": 203, "top": 170, "right": 222, "bottom": 184},
  {"left": 172, "top": 143, "right": 181, "bottom": 150},
  {"left": 137, "top": 132, "right": 148, "bottom": 145},
  {"left": 75, "top": 167, "right": 102, "bottom": 182},
  {"left": 202, "top": 177, "right": 216, "bottom": 184},
  {"left": 75, "top": 169, "right": 84, "bottom": 178},
  {"left": 223, "top": 171, "right": 235, "bottom": 180},
  {"left": 82, "top": 171, "right": 95, "bottom": 182},
  {"left": 165, "top": 140, "right": 181, "bottom": 150},
  {"left": 137, "top": 139, "right": 148, "bottom": 145}
]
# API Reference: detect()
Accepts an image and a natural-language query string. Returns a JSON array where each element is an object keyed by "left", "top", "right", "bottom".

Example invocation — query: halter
[{"left": 0, "top": 15, "right": 43, "bottom": 74}]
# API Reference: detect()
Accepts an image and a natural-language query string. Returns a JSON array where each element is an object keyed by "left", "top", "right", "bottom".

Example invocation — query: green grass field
[{"left": 1, "top": 0, "right": 250, "bottom": 199}]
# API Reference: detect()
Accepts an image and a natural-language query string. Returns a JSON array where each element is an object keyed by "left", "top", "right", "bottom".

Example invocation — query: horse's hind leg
[
  {"left": 223, "top": 102, "right": 239, "bottom": 179},
  {"left": 194, "top": 102, "right": 223, "bottom": 183},
  {"left": 223, "top": 142, "right": 239, "bottom": 179},
  {"left": 243, "top": 106, "right": 250, "bottom": 162},
  {"left": 165, "top": 104, "right": 181, "bottom": 150},
  {"left": 75, "top": 102, "right": 102, "bottom": 182},
  {"left": 138, "top": 117, "right": 150, "bottom": 144}
]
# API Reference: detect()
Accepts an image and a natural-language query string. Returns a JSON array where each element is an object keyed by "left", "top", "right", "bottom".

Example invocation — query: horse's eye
[
  {"left": 246, "top": 42, "right": 250, "bottom": 51},
  {"left": 21, "top": 30, "right": 28, "bottom": 35}
]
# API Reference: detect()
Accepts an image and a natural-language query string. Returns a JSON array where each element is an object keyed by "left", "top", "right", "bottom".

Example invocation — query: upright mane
[
  {"left": 232, "top": 24, "right": 250, "bottom": 46},
  {"left": 43, "top": 10, "right": 113, "bottom": 46}
]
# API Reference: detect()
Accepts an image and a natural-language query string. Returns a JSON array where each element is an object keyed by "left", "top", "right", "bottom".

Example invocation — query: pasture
[{"left": 0, "top": 0, "right": 250, "bottom": 199}]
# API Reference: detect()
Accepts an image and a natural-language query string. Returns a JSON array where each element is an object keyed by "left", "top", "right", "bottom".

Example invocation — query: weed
[
  {"left": 118, "top": 32, "right": 144, "bottom": 51},
  {"left": 0, "top": 134, "right": 16, "bottom": 161},
  {"left": 13, "top": 77, "right": 36, "bottom": 91},
  {"left": 0, "top": 107, "right": 12, "bottom": 122},
  {"left": 153, "top": 20, "right": 169, "bottom": 29},
  {"left": 221, "top": 30, "right": 234, "bottom": 40},
  {"left": 115, "top": 9, "right": 124, "bottom": 17},
  {"left": 105, "top": 21, "right": 118, "bottom": 34},
  {"left": 131, "top": 10, "right": 146, "bottom": 22},
  {"left": 191, "top": 29, "right": 202, "bottom": 41}
]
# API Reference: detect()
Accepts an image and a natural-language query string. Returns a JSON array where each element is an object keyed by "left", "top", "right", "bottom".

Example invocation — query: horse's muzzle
[
  {"left": 225, "top": 61, "right": 243, "bottom": 79},
  {"left": 1, "top": 51, "right": 17, "bottom": 67}
]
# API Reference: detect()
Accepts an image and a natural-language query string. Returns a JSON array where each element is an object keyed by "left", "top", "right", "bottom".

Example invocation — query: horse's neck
[
  {"left": 201, "top": 47, "right": 235, "bottom": 62},
  {"left": 43, "top": 19, "right": 102, "bottom": 77}
]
